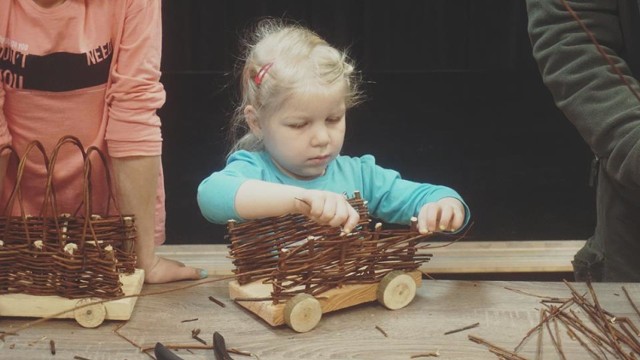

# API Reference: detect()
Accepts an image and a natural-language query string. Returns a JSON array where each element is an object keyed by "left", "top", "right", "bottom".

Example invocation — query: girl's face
[{"left": 247, "top": 85, "right": 346, "bottom": 180}]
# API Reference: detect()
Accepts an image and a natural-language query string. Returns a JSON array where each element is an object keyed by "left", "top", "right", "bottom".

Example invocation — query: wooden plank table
[
  {"left": 156, "top": 240, "right": 586, "bottom": 275},
  {"left": 2, "top": 277, "right": 638, "bottom": 359}
]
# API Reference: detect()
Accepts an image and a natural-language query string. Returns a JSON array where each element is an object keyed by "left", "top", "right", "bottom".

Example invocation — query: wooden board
[
  {"left": 228, "top": 270, "right": 422, "bottom": 327},
  {"left": 0, "top": 269, "right": 144, "bottom": 321},
  {"left": 424, "top": 240, "right": 584, "bottom": 273},
  {"left": 157, "top": 240, "right": 585, "bottom": 275}
]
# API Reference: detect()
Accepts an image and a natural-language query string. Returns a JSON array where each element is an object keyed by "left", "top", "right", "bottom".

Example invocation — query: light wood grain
[
  {"left": 2, "top": 277, "right": 637, "bottom": 359},
  {"left": 157, "top": 240, "right": 585, "bottom": 275},
  {"left": 0, "top": 269, "right": 144, "bottom": 321},
  {"left": 423, "top": 240, "right": 584, "bottom": 273},
  {"left": 228, "top": 271, "right": 422, "bottom": 326}
]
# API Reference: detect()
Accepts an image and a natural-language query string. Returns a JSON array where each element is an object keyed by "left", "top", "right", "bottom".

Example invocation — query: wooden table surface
[
  {"left": 2, "top": 278, "right": 638, "bottom": 359},
  {"left": 155, "top": 240, "right": 586, "bottom": 276}
]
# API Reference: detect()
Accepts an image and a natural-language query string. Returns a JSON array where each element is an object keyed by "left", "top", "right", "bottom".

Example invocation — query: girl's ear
[{"left": 244, "top": 105, "right": 262, "bottom": 137}]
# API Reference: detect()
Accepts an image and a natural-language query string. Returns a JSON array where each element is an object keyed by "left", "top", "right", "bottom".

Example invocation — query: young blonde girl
[{"left": 197, "top": 20, "right": 469, "bottom": 234}]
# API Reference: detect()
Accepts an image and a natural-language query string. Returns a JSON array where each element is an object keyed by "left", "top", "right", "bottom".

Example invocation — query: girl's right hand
[{"left": 294, "top": 190, "right": 360, "bottom": 234}]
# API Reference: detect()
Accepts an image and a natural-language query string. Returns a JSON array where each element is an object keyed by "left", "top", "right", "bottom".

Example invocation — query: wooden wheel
[
  {"left": 74, "top": 298, "right": 106, "bottom": 328},
  {"left": 283, "top": 293, "right": 322, "bottom": 332},
  {"left": 377, "top": 270, "right": 417, "bottom": 310}
]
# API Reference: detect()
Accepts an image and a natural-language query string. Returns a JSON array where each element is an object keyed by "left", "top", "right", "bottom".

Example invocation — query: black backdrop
[{"left": 159, "top": 0, "right": 595, "bottom": 244}]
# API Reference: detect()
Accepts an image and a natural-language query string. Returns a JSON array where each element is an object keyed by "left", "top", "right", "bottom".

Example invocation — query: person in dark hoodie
[{"left": 527, "top": 0, "right": 640, "bottom": 281}]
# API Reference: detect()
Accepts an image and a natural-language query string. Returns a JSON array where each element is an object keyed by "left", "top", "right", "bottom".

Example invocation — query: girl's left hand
[{"left": 417, "top": 197, "right": 465, "bottom": 234}]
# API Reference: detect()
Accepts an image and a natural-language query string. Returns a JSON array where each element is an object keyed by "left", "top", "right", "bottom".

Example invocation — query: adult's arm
[
  {"left": 106, "top": 0, "right": 201, "bottom": 283},
  {"left": 526, "top": 0, "right": 640, "bottom": 190},
  {"left": 112, "top": 156, "right": 203, "bottom": 283},
  {"left": 0, "top": 79, "right": 9, "bottom": 191}
]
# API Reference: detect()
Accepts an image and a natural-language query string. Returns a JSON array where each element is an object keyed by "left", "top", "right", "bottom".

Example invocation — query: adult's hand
[{"left": 143, "top": 255, "right": 206, "bottom": 284}]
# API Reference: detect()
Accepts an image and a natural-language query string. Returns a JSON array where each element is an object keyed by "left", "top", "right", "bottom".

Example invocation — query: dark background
[{"left": 159, "top": 0, "right": 596, "bottom": 244}]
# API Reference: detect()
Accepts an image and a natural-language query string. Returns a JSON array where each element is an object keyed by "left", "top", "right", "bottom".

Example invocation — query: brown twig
[
  {"left": 560, "top": 320, "right": 601, "bottom": 360},
  {"left": 191, "top": 329, "right": 207, "bottom": 345},
  {"left": 209, "top": 296, "right": 226, "bottom": 308},
  {"left": 228, "top": 348, "right": 254, "bottom": 357},
  {"left": 374, "top": 325, "right": 388, "bottom": 337},
  {"left": 544, "top": 313, "right": 567, "bottom": 360},
  {"left": 180, "top": 318, "right": 198, "bottom": 323},
  {"left": 113, "top": 323, "right": 155, "bottom": 360},
  {"left": 504, "top": 286, "right": 568, "bottom": 302},
  {"left": 468, "top": 335, "right": 528, "bottom": 360},
  {"left": 535, "top": 308, "right": 544, "bottom": 360},
  {"left": 513, "top": 298, "right": 574, "bottom": 352},
  {"left": 410, "top": 351, "right": 440, "bottom": 358},
  {"left": 584, "top": 280, "right": 627, "bottom": 356},
  {"left": 622, "top": 286, "right": 640, "bottom": 320},
  {"left": 444, "top": 322, "right": 479, "bottom": 335}
]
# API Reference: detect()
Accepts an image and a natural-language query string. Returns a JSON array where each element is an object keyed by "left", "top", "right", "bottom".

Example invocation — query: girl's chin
[{"left": 290, "top": 167, "right": 326, "bottom": 180}]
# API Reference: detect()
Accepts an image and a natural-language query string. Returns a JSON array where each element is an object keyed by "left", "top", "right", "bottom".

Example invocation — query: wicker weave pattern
[
  {"left": 227, "top": 192, "right": 433, "bottom": 303},
  {"left": 0, "top": 136, "right": 136, "bottom": 299}
]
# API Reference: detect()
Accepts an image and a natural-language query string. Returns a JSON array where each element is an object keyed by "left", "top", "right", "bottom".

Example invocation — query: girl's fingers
[
  {"left": 342, "top": 204, "right": 360, "bottom": 234},
  {"left": 328, "top": 200, "right": 349, "bottom": 227},
  {"left": 301, "top": 191, "right": 331, "bottom": 220},
  {"left": 449, "top": 207, "right": 465, "bottom": 232},
  {"left": 417, "top": 207, "right": 429, "bottom": 234},
  {"left": 317, "top": 196, "right": 337, "bottom": 223},
  {"left": 418, "top": 203, "right": 440, "bottom": 234},
  {"left": 437, "top": 205, "right": 454, "bottom": 232}
]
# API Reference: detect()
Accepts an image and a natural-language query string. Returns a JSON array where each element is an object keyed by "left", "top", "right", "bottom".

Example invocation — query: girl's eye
[
  {"left": 326, "top": 117, "right": 342, "bottom": 124},
  {"left": 287, "top": 122, "right": 306, "bottom": 129}
]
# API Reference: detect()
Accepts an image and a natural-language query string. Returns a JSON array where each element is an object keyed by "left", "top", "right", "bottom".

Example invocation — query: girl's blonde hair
[{"left": 227, "top": 19, "right": 362, "bottom": 155}]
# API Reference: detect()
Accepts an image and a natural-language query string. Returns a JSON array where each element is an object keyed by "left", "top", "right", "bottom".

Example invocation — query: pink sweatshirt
[{"left": 0, "top": 0, "right": 166, "bottom": 244}]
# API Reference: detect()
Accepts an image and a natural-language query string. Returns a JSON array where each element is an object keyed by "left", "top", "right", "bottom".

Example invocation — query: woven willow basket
[{"left": 0, "top": 136, "right": 136, "bottom": 299}]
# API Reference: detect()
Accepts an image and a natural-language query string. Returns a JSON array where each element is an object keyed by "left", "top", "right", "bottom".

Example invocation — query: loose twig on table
[
  {"left": 49, "top": 339, "right": 56, "bottom": 355},
  {"left": 209, "top": 296, "right": 226, "bottom": 308},
  {"left": 374, "top": 325, "right": 388, "bottom": 337},
  {"left": 410, "top": 351, "right": 440, "bottom": 358},
  {"left": 444, "top": 322, "right": 479, "bottom": 335},
  {"left": 191, "top": 329, "right": 207, "bottom": 345},
  {"left": 623, "top": 286, "right": 640, "bottom": 319}
]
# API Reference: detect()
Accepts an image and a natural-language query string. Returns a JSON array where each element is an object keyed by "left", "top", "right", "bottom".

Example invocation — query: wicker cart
[{"left": 227, "top": 192, "right": 433, "bottom": 332}]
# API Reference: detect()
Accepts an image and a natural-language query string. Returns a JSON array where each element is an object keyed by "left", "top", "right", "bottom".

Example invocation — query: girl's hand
[
  {"left": 294, "top": 190, "right": 360, "bottom": 234},
  {"left": 417, "top": 197, "right": 465, "bottom": 234}
]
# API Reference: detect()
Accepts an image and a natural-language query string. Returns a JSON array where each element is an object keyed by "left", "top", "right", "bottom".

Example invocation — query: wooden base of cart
[
  {"left": 229, "top": 270, "right": 422, "bottom": 332},
  {"left": 0, "top": 269, "right": 144, "bottom": 328}
]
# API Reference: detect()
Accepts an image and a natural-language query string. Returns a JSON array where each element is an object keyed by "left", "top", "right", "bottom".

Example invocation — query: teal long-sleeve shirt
[{"left": 197, "top": 150, "right": 470, "bottom": 227}]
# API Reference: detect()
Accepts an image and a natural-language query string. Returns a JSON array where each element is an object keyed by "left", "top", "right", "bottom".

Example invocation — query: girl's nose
[{"left": 310, "top": 124, "right": 330, "bottom": 146}]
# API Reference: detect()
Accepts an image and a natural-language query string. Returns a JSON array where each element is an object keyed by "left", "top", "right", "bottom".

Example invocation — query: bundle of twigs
[
  {"left": 227, "top": 192, "right": 434, "bottom": 303},
  {"left": 470, "top": 280, "right": 640, "bottom": 359}
]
